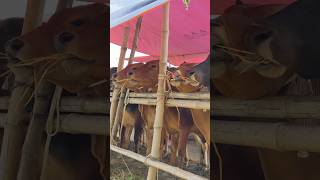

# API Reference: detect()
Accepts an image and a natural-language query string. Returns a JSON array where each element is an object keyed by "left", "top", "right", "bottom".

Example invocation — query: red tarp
[
  {"left": 212, "top": 0, "right": 296, "bottom": 14},
  {"left": 110, "top": 0, "right": 210, "bottom": 66}
]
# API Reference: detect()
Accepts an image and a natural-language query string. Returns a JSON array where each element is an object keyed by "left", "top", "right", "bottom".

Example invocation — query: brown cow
[
  {"left": 5, "top": 4, "right": 108, "bottom": 180},
  {"left": 172, "top": 60, "right": 266, "bottom": 180},
  {"left": 213, "top": 3, "right": 320, "bottom": 180},
  {"left": 6, "top": 4, "right": 107, "bottom": 95},
  {"left": 212, "top": 4, "right": 294, "bottom": 99},
  {"left": 119, "top": 104, "right": 144, "bottom": 153},
  {"left": 243, "top": 0, "right": 320, "bottom": 79},
  {"left": 170, "top": 62, "right": 210, "bottom": 170},
  {"left": 113, "top": 61, "right": 197, "bottom": 167}
]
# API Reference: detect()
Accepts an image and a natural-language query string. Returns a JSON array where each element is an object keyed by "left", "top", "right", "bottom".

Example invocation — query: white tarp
[{"left": 110, "top": 0, "right": 167, "bottom": 28}]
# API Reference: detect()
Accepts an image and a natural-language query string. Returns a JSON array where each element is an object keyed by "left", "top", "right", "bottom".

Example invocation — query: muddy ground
[{"left": 110, "top": 143, "right": 210, "bottom": 180}]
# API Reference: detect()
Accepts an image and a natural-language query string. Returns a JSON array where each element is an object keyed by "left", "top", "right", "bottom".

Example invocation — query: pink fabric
[
  {"left": 110, "top": 0, "right": 210, "bottom": 66},
  {"left": 212, "top": 0, "right": 296, "bottom": 15}
]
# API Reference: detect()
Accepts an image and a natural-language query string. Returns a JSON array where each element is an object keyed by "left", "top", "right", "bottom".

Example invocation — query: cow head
[
  {"left": 170, "top": 62, "right": 202, "bottom": 93},
  {"left": 211, "top": 4, "right": 293, "bottom": 99},
  {"left": 5, "top": 4, "right": 108, "bottom": 94},
  {"left": 113, "top": 60, "right": 160, "bottom": 92},
  {"left": 242, "top": 0, "right": 320, "bottom": 79},
  {"left": 112, "top": 62, "right": 146, "bottom": 90}
]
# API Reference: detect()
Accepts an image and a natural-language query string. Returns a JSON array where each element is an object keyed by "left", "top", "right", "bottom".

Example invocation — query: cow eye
[
  {"left": 71, "top": 19, "right": 84, "bottom": 27},
  {"left": 151, "top": 64, "right": 156, "bottom": 68},
  {"left": 132, "top": 67, "right": 137, "bottom": 70}
]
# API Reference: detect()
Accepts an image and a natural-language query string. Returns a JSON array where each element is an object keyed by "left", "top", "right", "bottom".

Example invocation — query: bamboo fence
[{"left": 111, "top": 145, "right": 208, "bottom": 180}]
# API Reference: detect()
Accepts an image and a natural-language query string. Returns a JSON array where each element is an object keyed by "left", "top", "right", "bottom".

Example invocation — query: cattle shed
[
  {"left": 0, "top": 0, "right": 108, "bottom": 180},
  {"left": 110, "top": 0, "right": 210, "bottom": 179}
]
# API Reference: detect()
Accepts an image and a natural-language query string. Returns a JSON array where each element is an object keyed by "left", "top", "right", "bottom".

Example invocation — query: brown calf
[{"left": 113, "top": 61, "right": 196, "bottom": 167}]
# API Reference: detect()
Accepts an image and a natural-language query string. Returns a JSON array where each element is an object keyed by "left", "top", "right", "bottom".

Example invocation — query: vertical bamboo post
[
  {"left": 147, "top": 2, "right": 170, "bottom": 180},
  {"left": 111, "top": 17, "right": 143, "bottom": 143},
  {"left": 0, "top": 0, "right": 46, "bottom": 180},
  {"left": 128, "top": 16, "right": 143, "bottom": 64},
  {"left": 110, "top": 27, "right": 130, "bottom": 132}
]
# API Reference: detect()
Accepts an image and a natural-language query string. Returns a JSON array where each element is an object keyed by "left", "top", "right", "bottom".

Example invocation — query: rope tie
[{"left": 40, "top": 87, "right": 63, "bottom": 180}]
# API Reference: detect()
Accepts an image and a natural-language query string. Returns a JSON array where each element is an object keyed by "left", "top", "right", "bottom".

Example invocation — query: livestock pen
[
  {"left": 0, "top": 0, "right": 108, "bottom": 180},
  {"left": 110, "top": 0, "right": 210, "bottom": 179}
]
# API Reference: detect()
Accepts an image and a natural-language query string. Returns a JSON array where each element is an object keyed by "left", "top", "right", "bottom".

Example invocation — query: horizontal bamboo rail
[
  {"left": 213, "top": 96, "right": 320, "bottom": 119},
  {"left": 0, "top": 96, "right": 108, "bottom": 114},
  {"left": 0, "top": 113, "right": 108, "bottom": 135},
  {"left": 110, "top": 145, "right": 208, "bottom": 180},
  {"left": 110, "top": 92, "right": 210, "bottom": 100},
  {"left": 213, "top": 120, "right": 320, "bottom": 152},
  {"left": 127, "top": 98, "right": 210, "bottom": 110}
]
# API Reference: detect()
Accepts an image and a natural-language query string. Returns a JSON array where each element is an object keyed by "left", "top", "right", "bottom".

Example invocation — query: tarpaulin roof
[
  {"left": 213, "top": 0, "right": 296, "bottom": 15},
  {"left": 110, "top": 0, "right": 210, "bottom": 66}
]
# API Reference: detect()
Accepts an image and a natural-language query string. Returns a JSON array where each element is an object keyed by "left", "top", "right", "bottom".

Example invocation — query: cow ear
[{"left": 253, "top": 64, "right": 287, "bottom": 78}]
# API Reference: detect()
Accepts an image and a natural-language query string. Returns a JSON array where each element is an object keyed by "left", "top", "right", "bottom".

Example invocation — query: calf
[
  {"left": 172, "top": 61, "right": 265, "bottom": 180},
  {"left": 119, "top": 104, "right": 144, "bottom": 153},
  {"left": 212, "top": 4, "right": 293, "bottom": 99},
  {"left": 113, "top": 61, "right": 196, "bottom": 167},
  {"left": 244, "top": 0, "right": 320, "bottom": 79},
  {"left": 5, "top": 4, "right": 108, "bottom": 180}
]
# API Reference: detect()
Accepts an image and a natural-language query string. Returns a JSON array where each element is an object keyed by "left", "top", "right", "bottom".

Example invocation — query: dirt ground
[{"left": 110, "top": 143, "right": 210, "bottom": 180}]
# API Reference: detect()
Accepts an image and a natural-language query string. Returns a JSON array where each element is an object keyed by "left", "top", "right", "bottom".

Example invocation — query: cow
[
  {"left": 170, "top": 62, "right": 210, "bottom": 169},
  {"left": 113, "top": 61, "right": 199, "bottom": 167},
  {"left": 4, "top": 4, "right": 108, "bottom": 180},
  {"left": 212, "top": 2, "right": 320, "bottom": 180},
  {"left": 212, "top": 4, "right": 294, "bottom": 100},
  {"left": 0, "top": 17, "right": 23, "bottom": 95},
  {"left": 6, "top": 4, "right": 108, "bottom": 96},
  {"left": 172, "top": 60, "right": 266, "bottom": 180},
  {"left": 119, "top": 104, "right": 144, "bottom": 153},
  {"left": 243, "top": 0, "right": 320, "bottom": 79}
]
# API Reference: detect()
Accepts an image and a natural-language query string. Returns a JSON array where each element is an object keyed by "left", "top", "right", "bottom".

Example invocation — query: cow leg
[
  {"left": 146, "top": 128, "right": 153, "bottom": 155},
  {"left": 123, "top": 126, "right": 133, "bottom": 150},
  {"left": 169, "top": 134, "right": 179, "bottom": 166},
  {"left": 177, "top": 129, "right": 189, "bottom": 168}
]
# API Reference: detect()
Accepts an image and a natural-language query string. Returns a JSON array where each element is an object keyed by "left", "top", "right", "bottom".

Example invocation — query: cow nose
[
  {"left": 127, "top": 71, "right": 134, "bottom": 76},
  {"left": 112, "top": 73, "right": 117, "bottom": 79},
  {"left": 8, "top": 38, "right": 24, "bottom": 52},
  {"left": 58, "top": 32, "right": 74, "bottom": 44}
]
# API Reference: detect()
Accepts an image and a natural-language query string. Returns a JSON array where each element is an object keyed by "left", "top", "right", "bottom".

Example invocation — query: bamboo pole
[
  {"left": 0, "top": 114, "right": 107, "bottom": 135},
  {"left": 111, "top": 87, "right": 126, "bottom": 143},
  {"left": 213, "top": 120, "right": 320, "bottom": 152},
  {"left": 212, "top": 96, "right": 320, "bottom": 118},
  {"left": 0, "top": 115, "right": 320, "bottom": 152},
  {"left": 60, "top": 96, "right": 108, "bottom": 114},
  {"left": 0, "top": 0, "right": 45, "bottom": 179},
  {"left": 125, "top": 92, "right": 210, "bottom": 100},
  {"left": 17, "top": 83, "right": 55, "bottom": 180},
  {"left": 111, "top": 145, "right": 208, "bottom": 180},
  {"left": 110, "top": 27, "right": 130, "bottom": 131},
  {"left": 128, "top": 16, "right": 143, "bottom": 64},
  {"left": 147, "top": 2, "right": 170, "bottom": 179},
  {"left": 111, "top": 16, "right": 143, "bottom": 144},
  {"left": 127, "top": 97, "right": 210, "bottom": 110}
]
